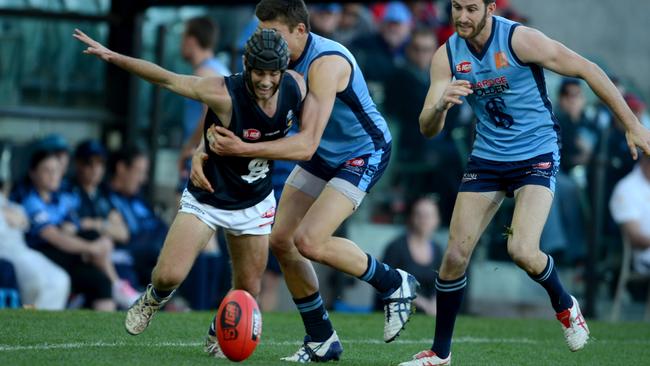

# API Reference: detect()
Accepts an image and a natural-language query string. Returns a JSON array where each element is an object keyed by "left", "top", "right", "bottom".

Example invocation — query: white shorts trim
[
  {"left": 285, "top": 166, "right": 366, "bottom": 209},
  {"left": 178, "top": 189, "right": 275, "bottom": 236}
]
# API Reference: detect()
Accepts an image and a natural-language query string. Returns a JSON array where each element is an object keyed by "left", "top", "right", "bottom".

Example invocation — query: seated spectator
[
  {"left": 69, "top": 140, "right": 138, "bottom": 287},
  {"left": 107, "top": 145, "right": 167, "bottom": 287},
  {"left": 379, "top": 196, "right": 444, "bottom": 315},
  {"left": 0, "top": 184, "right": 70, "bottom": 310},
  {"left": 309, "top": 3, "right": 342, "bottom": 39},
  {"left": 610, "top": 154, "right": 650, "bottom": 275},
  {"left": 0, "top": 258, "right": 21, "bottom": 308},
  {"left": 22, "top": 149, "right": 138, "bottom": 310}
]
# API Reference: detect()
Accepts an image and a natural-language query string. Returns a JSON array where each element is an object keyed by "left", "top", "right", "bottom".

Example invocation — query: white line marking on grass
[{"left": 1, "top": 337, "right": 648, "bottom": 352}]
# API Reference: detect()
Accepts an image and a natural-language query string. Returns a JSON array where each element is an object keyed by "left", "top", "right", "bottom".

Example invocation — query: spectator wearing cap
[
  {"left": 349, "top": 1, "right": 413, "bottom": 105},
  {"left": 309, "top": 3, "right": 342, "bottom": 39},
  {"left": 107, "top": 145, "right": 167, "bottom": 287},
  {"left": 69, "top": 140, "right": 138, "bottom": 288}
]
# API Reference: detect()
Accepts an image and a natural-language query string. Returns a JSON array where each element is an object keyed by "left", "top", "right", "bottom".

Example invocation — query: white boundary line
[{"left": 1, "top": 337, "right": 648, "bottom": 352}]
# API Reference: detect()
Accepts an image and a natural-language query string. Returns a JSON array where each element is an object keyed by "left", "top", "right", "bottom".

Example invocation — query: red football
[{"left": 216, "top": 289, "right": 262, "bottom": 362}]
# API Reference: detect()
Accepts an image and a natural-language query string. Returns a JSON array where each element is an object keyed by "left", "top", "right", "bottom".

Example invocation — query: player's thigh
[
  {"left": 271, "top": 183, "right": 317, "bottom": 245},
  {"left": 297, "top": 185, "right": 354, "bottom": 242},
  {"left": 447, "top": 191, "right": 502, "bottom": 256},
  {"left": 508, "top": 184, "right": 554, "bottom": 252},
  {"left": 156, "top": 212, "right": 215, "bottom": 277},
  {"left": 226, "top": 234, "right": 268, "bottom": 286}
]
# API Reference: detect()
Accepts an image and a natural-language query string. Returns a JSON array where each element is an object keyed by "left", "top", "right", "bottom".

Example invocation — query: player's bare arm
[
  {"left": 206, "top": 59, "right": 343, "bottom": 161},
  {"left": 73, "top": 29, "right": 230, "bottom": 114},
  {"left": 419, "top": 44, "right": 473, "bottom": 138},
  {"left": 189, "top": 138, "right": 214, "bottom": 193},
  {"left": 512, "top": 26, "right": 650, "bottom": 158}
]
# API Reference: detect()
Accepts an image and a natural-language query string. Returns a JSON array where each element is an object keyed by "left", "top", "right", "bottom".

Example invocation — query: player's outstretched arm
[
  {"left": 206, "top": 57, "right": 345, "bottom": 161},
  {"left": 73, "top": 29, "right": 226, "bottom": 108},
  {"left": 512, "top": 26, "right": 650, "bottom": 159},
  {"left": 419, "top": 44, "right": 473, "bottom": 138}
]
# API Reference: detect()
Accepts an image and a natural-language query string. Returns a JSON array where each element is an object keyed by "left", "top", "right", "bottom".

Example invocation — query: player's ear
[{"left": 294, "top": 22, "right": 307, "bottom": 36}]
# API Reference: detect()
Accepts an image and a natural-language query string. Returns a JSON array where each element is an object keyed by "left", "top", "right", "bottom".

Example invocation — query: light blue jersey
[
  {"left": 183, "top": 58, "right": 231, "bottom": 141},
  {"left": 447, "top": 16, "right": 559, "bottom": 161},
  {"left": 290, "top": 33, "right": 392, "bottom": 167}
]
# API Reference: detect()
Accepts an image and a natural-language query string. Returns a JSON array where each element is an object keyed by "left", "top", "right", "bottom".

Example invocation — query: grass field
[{"left": 1, "top": 310, "right": 649, "bottom": 365}]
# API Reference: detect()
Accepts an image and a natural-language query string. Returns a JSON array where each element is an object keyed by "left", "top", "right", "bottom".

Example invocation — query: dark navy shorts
[
  {"left": 298, "top": 145, "right": 391, "bottom": 193},
  {"left": 459, "top": 151, "right": 559, "bottom": 197}
]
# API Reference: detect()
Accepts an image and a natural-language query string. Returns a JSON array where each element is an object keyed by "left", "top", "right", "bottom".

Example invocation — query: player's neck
[
  {"left": 256, "top": 93, "right": 279, "bottom": 117},
  {"left": 290, "top": 34, "right": 309, "bottom": 62},
  {"left": 466, "top": 17, "right": 493, "bottom": 54}
]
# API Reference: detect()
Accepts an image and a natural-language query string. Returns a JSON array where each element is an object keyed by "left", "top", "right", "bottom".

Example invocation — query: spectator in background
[
  {"left": 556, "top": 78, "right": 597, "bottom": 174},
  {"left": 22, "top": 149, "right": 137, "bottom": 310},
  {"left": 309, "top": 3, "right": 342, "bottom": 39},
  {"left": 380, "top": 196, "right": 444, "bottom": 316},
  {"left": 332, "top": 4, "right": 376, "bottom": 46},
  {"left": 610, "top": 154, "right": 650, "bottom": 275},
  {"left": 0, "top": 183, "right": 70, "bottom": 310},
  {"left": 177, "top": 16, "right": 231, "bottom": 195},
  {"left": 108, "top": 145, "right": 167, "bottom": 288},
  {"left": 350, "top": 1, "right": 412, "bottom": 104},
  {"left": 69, "top": 140, "right": 137, "bottom": 286},
  {"left": 384, "top": 26, "right": 462, "bottom": 225},
  {"left": 10, "top": 134, "right": 71, "bottom": 203}
]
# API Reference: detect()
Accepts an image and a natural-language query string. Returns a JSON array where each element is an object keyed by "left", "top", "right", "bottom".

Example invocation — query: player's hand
[
  {"left": 625, "top": 124, "right": 650, "bottom": 160},
  {"left": 436, "top": 80, "right": 473, "bottom": 112},
  {"left": 207, "top": 125, "right": 246, "bottom": 156},
  {"left": 190, "top": 150, "right": 214, "bottom": 193},
  {"left": 73, "top": 29, "right": 114, "bottom": 62}
]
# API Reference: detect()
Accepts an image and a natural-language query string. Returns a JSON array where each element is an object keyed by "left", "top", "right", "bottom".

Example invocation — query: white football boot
[
  {"left": 124, "top": 284, "right": 173, "bottom": 335},
  {"left": 556, "top": 295, "right": 590, "bottom": 351},
  {"left": 398, "top": 350, "right": 451, "bottom": 366},
  {"left": 383, "top": 269, "right": 420, "bottom": 342},
  {"left": 281, "top": 330, "right": 343, "bottom": 363}
]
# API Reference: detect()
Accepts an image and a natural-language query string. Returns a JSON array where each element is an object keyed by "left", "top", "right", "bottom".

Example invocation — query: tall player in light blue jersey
[
  {"left": 203, "top": 0, "right": 419, "bottom": 362},
  {"left": 399, "top": 1, "right": 650, "bottom": 365}
]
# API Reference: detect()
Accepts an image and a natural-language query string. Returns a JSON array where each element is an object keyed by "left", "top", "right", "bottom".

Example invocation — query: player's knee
[
  {"left": 443, "top": 244, "right": 471, "bottom": 271},
  {"left": 269, "top": 232, "right": 294, "bottom": 260},
  {"left": 293, "top": 231, "right": 322, "bottom": 262},
  {"left": 508, "top": 246, "right": 536, "bottom": 268}
]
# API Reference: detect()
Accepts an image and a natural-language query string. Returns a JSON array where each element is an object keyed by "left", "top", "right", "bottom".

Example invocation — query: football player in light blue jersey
[
  {"left": 204, "top": 0, "right": 418, "bottom": 362},
  {"left": 399, "top": 1, "right": 650, "bottom": 365}
]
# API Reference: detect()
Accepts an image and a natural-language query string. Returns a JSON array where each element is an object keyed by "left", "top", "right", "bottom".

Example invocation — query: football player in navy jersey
[
  {"left": 399, "top": 1, "right": 650, "bottom": 365},
  {"left": 201, "top": 0, "right": 420, "bottom": 362},
  {"left": 75, "top": 28, "right": 306, "bottom": 357}
]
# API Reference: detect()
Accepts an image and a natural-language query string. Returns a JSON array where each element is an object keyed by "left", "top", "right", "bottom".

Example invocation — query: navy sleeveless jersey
[
  {"left": 187, "top": 72, "right": 301, "bottom": 210},
  {"left": 446, "top": 16, "right": 559, "bottom": 161},
  {"left": 289, "top": 33, "right": 391, "bottom": 167}
]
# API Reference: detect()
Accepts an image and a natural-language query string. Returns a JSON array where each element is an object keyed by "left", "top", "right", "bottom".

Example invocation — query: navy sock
[
  {"left": 294, "top": 292, "right": 333, "bottom": 342},
  {"left": 530, "top": 255, "right": 573, "bottom": 313},
  {"left": 431, "top": 274, "right": 467, "bottom": 359},
  {"left": 151, "top": 286, "right": 173, "bottom": 302},
  {"left": 358, "top": 253, "right": 402, "bottom": 297},
  {"left": 208, "top": 315, "right": 216, "bottom": 336}
]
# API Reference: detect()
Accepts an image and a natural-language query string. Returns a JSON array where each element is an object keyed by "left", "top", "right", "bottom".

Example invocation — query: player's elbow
[{"left": 295, "top": 141, "right": 317, "bottom": 161}]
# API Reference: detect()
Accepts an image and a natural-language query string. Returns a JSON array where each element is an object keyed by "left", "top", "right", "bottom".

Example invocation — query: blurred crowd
[{"left": 1, "top": 1, "right": 649, "bottom": 313}]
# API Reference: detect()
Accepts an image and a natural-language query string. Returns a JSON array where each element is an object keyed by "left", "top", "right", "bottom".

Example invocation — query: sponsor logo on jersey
[
  {"left": 470, "top": 76, "right": 510, "bottom": 97},
  {"left": 243, "top": 129, "right": 261, "bottom": 140},
  {"left": 494, "top": 51, "right": 510, "bottom": 69},
  {"left": 456, "top": 61, "right": 472, "bottom": 74}
]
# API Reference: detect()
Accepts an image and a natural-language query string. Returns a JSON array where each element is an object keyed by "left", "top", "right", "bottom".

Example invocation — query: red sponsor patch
[
  {"left": 456, "top": 61, "right": 472, "bottom": 74},
  {"left": 243, "top": 129, "right": 261, "bottom": 140},
  {"left": 347, "top": 158, "right": 365, "bottom": 167},
  {"left": 533, "top": 162, "right": 552, "bottom": 169}
]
